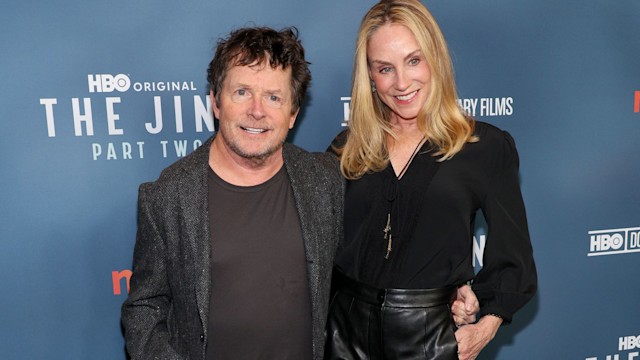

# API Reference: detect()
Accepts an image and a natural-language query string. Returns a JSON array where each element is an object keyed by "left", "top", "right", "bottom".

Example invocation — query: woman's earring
[{"left": 371, "top": 81, "right": 377, "bottom": 93}]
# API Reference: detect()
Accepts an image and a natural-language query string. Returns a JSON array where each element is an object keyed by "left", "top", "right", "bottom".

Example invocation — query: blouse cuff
[{"left": 478, "top": 306, "right": 512, "bottom": 324}]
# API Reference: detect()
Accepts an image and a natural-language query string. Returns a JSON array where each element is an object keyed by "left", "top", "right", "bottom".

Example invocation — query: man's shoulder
[
  {"left": 142, "top": 136, "right": 212, "bottom": 193},
  {"left": 283, "top": 143, "right": 340, "bottom": 178}
]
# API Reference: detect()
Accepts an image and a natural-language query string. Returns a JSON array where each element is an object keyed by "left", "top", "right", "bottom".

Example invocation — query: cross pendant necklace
[{"left": 383, "top": 213, "right": 393, "bottom": 259}]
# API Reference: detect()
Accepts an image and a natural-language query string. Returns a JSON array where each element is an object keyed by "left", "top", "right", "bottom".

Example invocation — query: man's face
[{"left": 212, "top": 62, "right": 298, "bottom": 162}]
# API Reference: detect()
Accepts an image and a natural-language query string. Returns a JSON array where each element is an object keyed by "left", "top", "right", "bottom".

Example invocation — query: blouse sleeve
[{"left": 472, "top": 131, "right": 537, "bottom": 324}]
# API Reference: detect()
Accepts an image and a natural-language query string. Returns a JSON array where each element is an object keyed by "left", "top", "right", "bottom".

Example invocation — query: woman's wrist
[{"left": 477, "top": 314, "right": 503, "bottom": 340}]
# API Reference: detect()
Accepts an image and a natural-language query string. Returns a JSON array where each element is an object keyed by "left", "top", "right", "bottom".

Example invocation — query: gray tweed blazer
[{"left": 122, "top": 136, "right": 344, "bottom": 360}]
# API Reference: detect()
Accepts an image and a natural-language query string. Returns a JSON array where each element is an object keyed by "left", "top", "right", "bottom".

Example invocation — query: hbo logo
[
  {"left": 590, "top": 233, "right": 624, "bottom": 252},
  {"left": 620, "top": 335, "right": 640, "bottom": 351},
  {"left": 88, "top": 74, "right": 131, "bottom": 93}
]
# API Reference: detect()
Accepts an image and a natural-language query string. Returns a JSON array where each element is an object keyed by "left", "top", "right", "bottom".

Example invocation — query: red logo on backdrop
[
  {"left": 635, "top": 91, "right": 640, "bottom": 113},
  {"left": 112, "top": 270, "right": 132, "bottom": 295}
]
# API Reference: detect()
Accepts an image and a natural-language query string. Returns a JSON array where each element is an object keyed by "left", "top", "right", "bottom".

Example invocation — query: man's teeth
[
  {"left": 243, "top": 127, "right": 267, "bottom": 134},
  {"left": 396, "top": 91, "right": 417, "bottom": 101}
]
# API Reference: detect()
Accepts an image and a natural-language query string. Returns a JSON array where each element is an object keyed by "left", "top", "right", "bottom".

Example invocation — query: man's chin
[
  {"left": 232, "top": 144, "right": 282, "bottom": 163},
  {"left": 219, "top": 131, "right": 287, "bottom": 165}
]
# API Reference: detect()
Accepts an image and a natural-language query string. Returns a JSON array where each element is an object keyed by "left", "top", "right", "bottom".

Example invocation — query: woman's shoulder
[
  {"left": 474, "top": 121, "right": 505, "bottom": 139},
  {"left": 326, "top": 128, "right": 350, "bottom": 154},
  {"left": 467, "top": 121, "right": 519, "bottom": 170},
  {"left": 472, "top": 121, "right": 516, "bottom": 149}
]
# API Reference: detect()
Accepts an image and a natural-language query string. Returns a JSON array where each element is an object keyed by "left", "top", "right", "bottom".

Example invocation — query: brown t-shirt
[{"left": 205, "top": 165, "right": 312, "bottom": 360}]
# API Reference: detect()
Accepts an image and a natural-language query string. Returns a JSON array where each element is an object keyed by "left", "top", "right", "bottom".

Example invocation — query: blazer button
[{"left": 200, "top": 334, "right": 205, "bottom": 342}]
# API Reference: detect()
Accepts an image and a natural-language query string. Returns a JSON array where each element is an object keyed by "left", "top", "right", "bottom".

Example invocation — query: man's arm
[{"left": 121, "top": 183, "right": 185, "bottom": 360}]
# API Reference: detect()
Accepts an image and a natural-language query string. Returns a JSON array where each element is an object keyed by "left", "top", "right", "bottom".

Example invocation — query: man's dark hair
[{"left": 207, "top": 27, "right": 311, "bottom": 114}]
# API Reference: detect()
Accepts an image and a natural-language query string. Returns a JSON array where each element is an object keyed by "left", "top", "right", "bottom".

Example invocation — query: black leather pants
[{"left": 325, "top": 271, "right": 458, "bottom": 360}]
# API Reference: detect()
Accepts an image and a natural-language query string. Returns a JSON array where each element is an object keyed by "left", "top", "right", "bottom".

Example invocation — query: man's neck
[{"left": 208, "top": 139, "right": 285, "bottom": 186}]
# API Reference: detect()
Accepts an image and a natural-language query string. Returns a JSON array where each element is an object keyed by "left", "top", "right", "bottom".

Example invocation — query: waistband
[{"left": 333, "top": 270, "right": 457, "bottom": 308}]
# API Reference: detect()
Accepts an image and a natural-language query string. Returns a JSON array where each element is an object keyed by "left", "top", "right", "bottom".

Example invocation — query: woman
[{"left": 325, "top": 1, "right": 537, "bottom": 359}]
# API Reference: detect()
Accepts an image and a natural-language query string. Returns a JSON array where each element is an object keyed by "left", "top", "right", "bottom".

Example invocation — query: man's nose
[{"left": 247, "top": 95, "right": 266, "bottom": 119}]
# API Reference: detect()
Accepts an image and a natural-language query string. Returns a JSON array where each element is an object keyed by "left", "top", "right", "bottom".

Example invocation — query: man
[{"left": 122, "top": 27, "right": 478, "bottom": 360}]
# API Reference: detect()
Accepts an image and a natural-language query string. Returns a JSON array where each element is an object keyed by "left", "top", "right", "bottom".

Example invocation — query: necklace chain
[
  {"left": 384, "top": 137, "right": 425, "bottom": 259},
  {"left": 396, "top": 137, "right": 425, "bottom": 179}
]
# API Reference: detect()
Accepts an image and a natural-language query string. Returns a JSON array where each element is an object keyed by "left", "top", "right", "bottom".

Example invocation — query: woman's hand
[
  {"left": 454, "top": 315, "right": 502, "bottom": 360},
  {"left": 451, "top": 285, "right": 479, "bottom": 326}
]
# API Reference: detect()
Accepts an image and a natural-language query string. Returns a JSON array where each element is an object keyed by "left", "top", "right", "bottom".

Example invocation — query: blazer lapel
[{"left": 282, "top": 144, "right": 321, "bottom": 316}]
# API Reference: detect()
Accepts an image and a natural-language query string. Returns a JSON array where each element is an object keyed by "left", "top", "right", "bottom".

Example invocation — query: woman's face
[{"left": 367, "top": 23, "right": 432, "bottom": 124}]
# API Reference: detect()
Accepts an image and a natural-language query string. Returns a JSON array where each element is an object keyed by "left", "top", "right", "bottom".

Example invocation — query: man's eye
[
  {"left": 264, "top": 94, "right": 286, "bottom": 109},
  {"left": 230, "top": 89, "right": 251, "bottom": 103}
]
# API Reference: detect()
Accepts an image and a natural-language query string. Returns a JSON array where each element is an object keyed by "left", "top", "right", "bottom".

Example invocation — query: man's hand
[
  {"left": 454, "top": 315, "right": 502, "bottom": 360},
  {"left": 451, "top": 284, "right": 479, "bottom": 327}
]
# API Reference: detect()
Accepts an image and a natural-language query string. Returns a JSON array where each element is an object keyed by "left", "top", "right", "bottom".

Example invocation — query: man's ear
[
  {"left": 289, "top": 108, "right": 299, "bottom": 129},
  {"left": 210, "top": 89, "right": 220, "bottom": 119}
]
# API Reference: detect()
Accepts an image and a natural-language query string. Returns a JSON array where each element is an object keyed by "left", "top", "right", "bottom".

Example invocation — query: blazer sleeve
[{"left": 121, "top": 183, "right": 185, "bottom": 360}]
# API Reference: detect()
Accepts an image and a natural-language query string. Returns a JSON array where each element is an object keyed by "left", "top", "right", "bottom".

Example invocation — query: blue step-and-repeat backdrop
[{"left": 1, "top": 1, "right": 639, "bottom": 359}]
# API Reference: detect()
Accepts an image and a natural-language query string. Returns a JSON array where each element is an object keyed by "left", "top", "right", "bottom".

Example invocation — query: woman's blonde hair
[{"left": 339, "top": 0, "right": 476, "bottom": 179}]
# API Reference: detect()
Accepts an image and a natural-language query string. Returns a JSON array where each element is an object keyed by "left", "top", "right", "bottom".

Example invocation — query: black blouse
[{"left": 334, "top": 121, "right": 537, "bottom": 322}]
